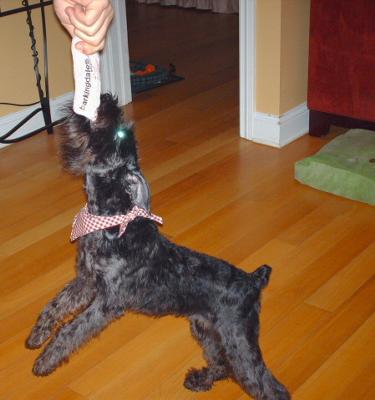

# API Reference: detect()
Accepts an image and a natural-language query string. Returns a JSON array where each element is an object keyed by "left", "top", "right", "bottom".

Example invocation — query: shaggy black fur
[{"left": 26, "top": 94, "right": 290, "bottom": 400}]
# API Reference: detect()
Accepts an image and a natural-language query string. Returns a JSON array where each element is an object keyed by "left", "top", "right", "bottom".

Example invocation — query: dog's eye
[{"left": 116, "top": 129, "right": 127, "bottom": 140}]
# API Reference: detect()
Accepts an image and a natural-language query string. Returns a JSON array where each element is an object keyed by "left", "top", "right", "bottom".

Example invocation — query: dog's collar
[{"left": 70, "top": 204, "right": 163, "bottom": 242}]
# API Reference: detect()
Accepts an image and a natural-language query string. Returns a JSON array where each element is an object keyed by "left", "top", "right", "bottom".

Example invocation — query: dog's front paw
[
  {"left": 32, "top": 356, "right": 54, "bottom": 377},
  {"left": 184, "top": 368, "right": 213, "bottom": 392},
  {"left": 26, "top": 326, "right": 51, "bottom": 349},
  {"left": 32, "top": 348, "right": 66, "bottom": 376}
]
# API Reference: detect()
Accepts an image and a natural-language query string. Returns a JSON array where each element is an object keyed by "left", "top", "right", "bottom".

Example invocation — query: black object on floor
[{"left": 130, "top": 61, "right": 184, "bottom": 94}]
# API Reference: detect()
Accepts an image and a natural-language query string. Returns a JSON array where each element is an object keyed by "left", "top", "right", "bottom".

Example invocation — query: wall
[
  {"left": 256, "top": 0, "right": 311, "bottom": 116},
  {"left": 280, "top": 0, "right": 310, "bottom": 114},
  {"left": 256, "top": 0, "right": 282, "bottom": 115},
  {"left": 0, "top": 0, "right": 73, "bottom": 117}
]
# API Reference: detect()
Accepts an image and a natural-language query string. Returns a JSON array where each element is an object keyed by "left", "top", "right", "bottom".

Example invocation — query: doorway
[
  {"left": 129, "top": 0, "right": 239, "bottom": 118},
  {"left": 104, "top": 0, "right": 255, "bottom": 139}
]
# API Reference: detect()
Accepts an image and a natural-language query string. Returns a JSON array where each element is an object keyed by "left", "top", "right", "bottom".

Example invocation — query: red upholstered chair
[{"left": 308, "top": 0, "right": 375, "bottom": 136}]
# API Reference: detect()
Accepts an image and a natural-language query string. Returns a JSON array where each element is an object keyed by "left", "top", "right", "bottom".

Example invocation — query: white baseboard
[
  {"left": 0, "top": 92, "right": 73, "bottom": 149},
  {"left": 252, "top": 102, "right": 309, "bottom": 148}
]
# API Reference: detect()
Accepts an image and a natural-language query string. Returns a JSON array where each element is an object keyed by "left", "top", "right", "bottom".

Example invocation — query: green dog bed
[{"left": 295, "top": 129, "right": 375, "bottom": 205}]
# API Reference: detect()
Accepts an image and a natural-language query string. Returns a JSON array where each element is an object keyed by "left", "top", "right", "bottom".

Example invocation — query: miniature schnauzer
[{"left": 26, "top": 94, "right": 290, "bottom": 400}]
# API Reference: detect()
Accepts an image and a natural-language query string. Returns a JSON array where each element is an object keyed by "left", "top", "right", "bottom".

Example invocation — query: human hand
[{"left": 53, "top": 0, "right": 114, "bottom": 54}]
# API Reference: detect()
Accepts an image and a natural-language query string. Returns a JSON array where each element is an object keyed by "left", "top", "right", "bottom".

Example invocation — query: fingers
[
  {"left": 65, "top": 0, "right": 113, "bottom": 54},
  {"left": 67, "top": 4, "right": 112, "bottom": 39},
  {"left": 74, "top": 0, "right": 112, "bottom": 26},
  {"left": 74, "top": 39, "right": 105, "bottom": 55},
  {"left": 73, "top": 16, "right": 110, "bottom": 54}
]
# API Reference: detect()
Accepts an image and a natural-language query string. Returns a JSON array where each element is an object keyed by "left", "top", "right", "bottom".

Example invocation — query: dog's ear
[
  {"left": 125, "top": 170, "right": 151, "bottom": 211},
  {"left": 58, "top": 94, "right": 122, "bottom": 175},
  {"left": 94, "top": 93, "right": 122, "bottom": 131},
  {"left": 252, "top": 265, "right": 272, "bottom": 289},
  {"left": 58, "top": 111, "right": 93, "bottom": 175}
]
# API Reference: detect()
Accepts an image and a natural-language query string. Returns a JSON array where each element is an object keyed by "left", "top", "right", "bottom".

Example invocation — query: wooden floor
[{"left": 1, "top": 2, "right": 374, "bottom": 399}]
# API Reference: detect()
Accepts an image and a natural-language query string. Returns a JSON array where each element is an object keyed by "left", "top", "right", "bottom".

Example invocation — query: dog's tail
[{"left": 252, "top": 264, "right": 272, "bottom": 290}]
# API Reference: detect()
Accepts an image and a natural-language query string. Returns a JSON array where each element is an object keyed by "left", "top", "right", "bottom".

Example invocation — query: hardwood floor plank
[
  {"left": 0, "top": 227, "right": 74, "bottom": 297},
  {"left": 145, "top": 130, "right": 237, "bottom": 183},
  {"left": 260, "top": 303, "right": 331, "bottom": 372},
  {"left": 238, "top": 238, "right": 296, "bottom": 270},
  {"left": 145, "top": 363, "right": 243, "bottom": 400},
  {"left": 278, "top": 197, "right": 353, "bottom": 246},
  {"left": 258, "top": 207, "right": 375, "bottom": 331},
  {"left": 69, "top": 318, "right": 193, "bottom": 398},
  {"left": 293, "top": 313, "right": 375, "bottom": 400},
  {"left": 0, "top": 258, "right": 74, "bottom": 319},
  {"left": 2, "top": 314, "right": 154, "bottom": 400},
  {"left": 0, "top": 133, "right": 57, "bottom": 177},
  {"left": 150, "top": 131, "right": 240, "bottom": 197},
  {"left": 276, "top": 278, "right": 375, "bottom": 393},
  {"left": 0, "top": 290, "right": 69, "bottom": 344},
  {"left": 0, "top": 329, "right": 34, "bottom": 370},
  {"left": 133, "top": 81, "right": 238, "bottom": 150},
  {"left": 0, "top": 187, "right": 82, "bottom": 244},
  {"left": 339, "top": 361, "right": 375, "bottom": 400},
  {"left": 306, "top": 241, "right": 375, "bottom": 312},
  {"left": 0, "top": 207, "right": 79, "bottom": 260},
  {"left": 50, "top": 388, "right": 87, "bottom": 400},
  {"left": 262, "top": 206, "right": 374, "bottom": 293}
]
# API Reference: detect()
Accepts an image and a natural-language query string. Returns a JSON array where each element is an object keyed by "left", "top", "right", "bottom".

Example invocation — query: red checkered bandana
[{"left": 71, "top": 204, "right": 163, "bottom": 242}]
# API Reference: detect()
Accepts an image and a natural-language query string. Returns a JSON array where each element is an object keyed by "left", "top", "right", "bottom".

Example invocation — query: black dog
[{"left": 26, "top": 94, "right": 290, "bottom": 400}]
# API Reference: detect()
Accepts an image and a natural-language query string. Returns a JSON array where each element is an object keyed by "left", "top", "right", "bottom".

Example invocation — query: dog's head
[
  {"left": 59, "top": 94, "right": 150, "bottom": 212},
  {"left": 59, "top": 93, "right": 138, "bottom": 175}
]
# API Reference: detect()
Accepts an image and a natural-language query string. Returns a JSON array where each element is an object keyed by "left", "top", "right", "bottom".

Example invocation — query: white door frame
[
  {"left": 239, "top": 0, "right": 256, "bottom": 140},
  {"left": 102, "top": 0, "right": 132, "bottom": 106}
]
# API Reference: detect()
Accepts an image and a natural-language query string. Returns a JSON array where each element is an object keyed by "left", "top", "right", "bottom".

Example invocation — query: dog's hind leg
[
  {"left": 184, "top": 316, "right": 231, "bottom": 392},
  {"left": 32, "top": 295, "right": 123, "bottom": 376},
  {"left": 26, "top": 277, "right": 96, "bottom": 349},
  {"left": 216, "top": 314, "right": 290, "bottom": 400}
]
